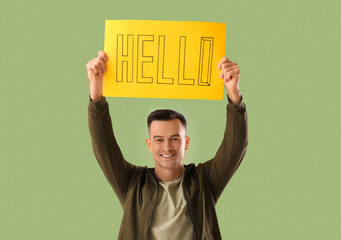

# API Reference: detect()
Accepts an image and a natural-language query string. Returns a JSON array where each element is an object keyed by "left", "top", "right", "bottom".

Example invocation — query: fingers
[
  {"left": 98, "top": 50, "right": 108, "bottom": 61},
  {"left": 96, "top": 58, "right": 105, "bottom": 76},
  {"left": 218, "top": 56, "right": 240, "bottom": 80},
  {"left": 86, "top": 59, "right": 102, "bottom": 76},
  {"left": 98, "top": 57, "right": 106, "bottom": 74},
  {"left": 218, "top": 56, "right": 234, "bottom": 67},
  {"left": 223, "top": 64, "right": 238, "bottom": 75},
  {"left": 220, "top": 62, "right": 237, "bottom": 79},
  {"left": 221, "top": 62, "right": 236, "bottom": 69},
  {"left": 224, "top": 67, "right": 240, "bottom": 81},
  {"left": 98, "top": 51, "right": 107, "bottom": 73},
  {"left": 218, "top": 56, "right": 229, "bottom": 69},
  {"left": 86, "top": 50, "right": 108, "bottom": 77},
  {"left": 218, "top": 56, "right": 232, "bottom": 78},
  {"left": 86, "top": 61, "right": 97, "bottom": 74}
]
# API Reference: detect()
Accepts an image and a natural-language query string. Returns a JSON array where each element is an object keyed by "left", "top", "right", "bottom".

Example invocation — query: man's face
[{"left": 146, "top": 119, "right": 190, "bottom": 170}]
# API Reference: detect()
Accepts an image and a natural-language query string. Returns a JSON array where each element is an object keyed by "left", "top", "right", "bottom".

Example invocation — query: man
[{"left": 87, "top": 50, "right": 248, "bottom": 239}]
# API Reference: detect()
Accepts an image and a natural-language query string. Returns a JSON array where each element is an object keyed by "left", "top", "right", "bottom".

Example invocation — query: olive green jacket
[{"left": 88, "top": 95, "right": 248, "bottom": 240}]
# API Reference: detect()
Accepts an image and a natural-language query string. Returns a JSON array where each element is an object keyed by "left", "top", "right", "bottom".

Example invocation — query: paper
[{"left": 103, "top": 20, "right": 226, "bottom": 100}]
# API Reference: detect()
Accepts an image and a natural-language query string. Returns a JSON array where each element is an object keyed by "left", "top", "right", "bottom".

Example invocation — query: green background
[{"left": 1, "top": 0, "right": 340, "bottom": 239}]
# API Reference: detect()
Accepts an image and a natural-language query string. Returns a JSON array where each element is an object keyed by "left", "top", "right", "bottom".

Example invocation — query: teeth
[{"left": 161, "top": 154, "right": 173, "bottom": 157}]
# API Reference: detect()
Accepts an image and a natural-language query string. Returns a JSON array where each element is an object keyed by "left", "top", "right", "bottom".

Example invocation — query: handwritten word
[{"left": 115, "top": 34, "right": 214, "bottom": 86}]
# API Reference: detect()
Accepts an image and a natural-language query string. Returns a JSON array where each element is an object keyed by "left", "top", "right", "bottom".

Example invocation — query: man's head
[
  {"left": 146, "top": 109, "right": 190, "bottom": 171},
  {"left": 147, "top": 109, "right": 187, "bottom": 134}
]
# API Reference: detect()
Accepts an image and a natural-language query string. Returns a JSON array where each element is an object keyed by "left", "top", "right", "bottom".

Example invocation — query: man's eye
[
  {"left": 172, "top": 138, "right": 180, "bottom": 141},
  {"left": 155, "top": 139, "right": 163, "bottom": 142}
]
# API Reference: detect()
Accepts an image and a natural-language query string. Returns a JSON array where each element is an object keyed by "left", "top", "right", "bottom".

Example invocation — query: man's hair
[{"left": 147, "top": 109, "right": 187, "bottom": 132}]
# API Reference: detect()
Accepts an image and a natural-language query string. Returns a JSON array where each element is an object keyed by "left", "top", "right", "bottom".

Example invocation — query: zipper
[
  {"left": 182, "top": 164, "right": 197, "bottom": 240},
  {"left": 145, "top": 169, "right": 159, "bottom": 240}
]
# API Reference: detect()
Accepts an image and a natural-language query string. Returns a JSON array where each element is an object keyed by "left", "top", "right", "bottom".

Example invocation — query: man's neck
[{"left": 154, "top": 164, "right": 185, "bottom": 182}]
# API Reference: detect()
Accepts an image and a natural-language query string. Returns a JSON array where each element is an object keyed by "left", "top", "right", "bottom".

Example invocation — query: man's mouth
[{"left": 160, "top": 154, "right": 176, "bottom": 158}]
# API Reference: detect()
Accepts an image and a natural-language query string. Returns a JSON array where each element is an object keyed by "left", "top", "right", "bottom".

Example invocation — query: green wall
[{"left": 1, "top": 0, "right": 340, "bottom": 239}]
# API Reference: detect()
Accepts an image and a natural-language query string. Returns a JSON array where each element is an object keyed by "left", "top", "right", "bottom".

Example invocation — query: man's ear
[
  {"left": 146, "top": 138, "right": 152, "bottom": 152},
  {"left": 185, "top": 136, "right": 190, "bottom": 150}
]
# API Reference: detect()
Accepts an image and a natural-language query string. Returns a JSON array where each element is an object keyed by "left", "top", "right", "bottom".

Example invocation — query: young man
[{"left": 87, "top": 50, "right": 248, "bottom": 239}]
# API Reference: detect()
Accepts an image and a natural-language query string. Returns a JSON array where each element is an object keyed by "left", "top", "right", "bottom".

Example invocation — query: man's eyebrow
[
  {"left": 170, "top": 134, "right": 181, "bottom": 137},
  {"left": 153, "top": 135, "right": 163, "bottom": 139},
  {"left": 152, "top": 134, "right": 181, "bottom": 139}
]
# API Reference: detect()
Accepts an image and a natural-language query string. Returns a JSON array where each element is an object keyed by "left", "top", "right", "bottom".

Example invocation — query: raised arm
[
  {"left": 201, "top": 57, "right": 249, "bottom": 201},
  {"left": 87, "top": 51, "right": 139, "bottom": 206}
]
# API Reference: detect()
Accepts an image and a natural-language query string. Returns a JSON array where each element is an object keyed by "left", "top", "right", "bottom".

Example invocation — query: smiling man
[
  {"left": 87, "top": 50, "right": 248, "bottom": 240},
  {"left": 146, "top": 111, "right": 190, "bottom": 181}
]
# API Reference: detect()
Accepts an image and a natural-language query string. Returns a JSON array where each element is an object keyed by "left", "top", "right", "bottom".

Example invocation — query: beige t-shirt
[{"left": 148, "top": 168, "right": 194, "bottom": 239}]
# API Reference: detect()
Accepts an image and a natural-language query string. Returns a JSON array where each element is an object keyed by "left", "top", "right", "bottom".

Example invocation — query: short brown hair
[{"left": 147, "top": 109, "right": 187, "bottom": 132}]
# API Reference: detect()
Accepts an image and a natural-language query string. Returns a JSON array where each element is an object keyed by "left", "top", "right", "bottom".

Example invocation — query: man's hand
[
  {"left": 86, "top": 50, "right": 108, "bottom": 102},
  {"left": 218, "top": 57, "right": 242, "bottom": 105}
]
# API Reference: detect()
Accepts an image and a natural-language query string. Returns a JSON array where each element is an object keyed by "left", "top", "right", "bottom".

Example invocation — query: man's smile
[{"left": 160, "top": 154, "right": 176, "bottom": 158}]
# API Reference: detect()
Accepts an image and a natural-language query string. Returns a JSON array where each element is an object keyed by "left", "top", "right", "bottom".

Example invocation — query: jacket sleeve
[
  {"left": 201, "top": 94, "right": 248, "bottom": 202},
  {"left": 88, "top": 95, "right": 138, "bottom": 205}
]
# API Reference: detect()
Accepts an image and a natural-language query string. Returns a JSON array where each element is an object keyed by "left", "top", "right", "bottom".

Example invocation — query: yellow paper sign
[{"left": 103, "top": 20, "right": 226, "bottom": 100}]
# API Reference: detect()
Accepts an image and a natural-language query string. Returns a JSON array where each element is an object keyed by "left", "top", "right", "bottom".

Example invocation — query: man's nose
[{"left": 163, "top": 140, "right": 173, "bottom": 151}]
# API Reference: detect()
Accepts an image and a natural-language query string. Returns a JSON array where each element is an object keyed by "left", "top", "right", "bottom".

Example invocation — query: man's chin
[{"left": 156, "top": 159, "right": 182, "bottom": 169}]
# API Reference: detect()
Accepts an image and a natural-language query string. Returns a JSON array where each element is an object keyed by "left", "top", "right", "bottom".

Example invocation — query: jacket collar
[{"left": 139, "top": 163, "right": 199, "bottom": 203}]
